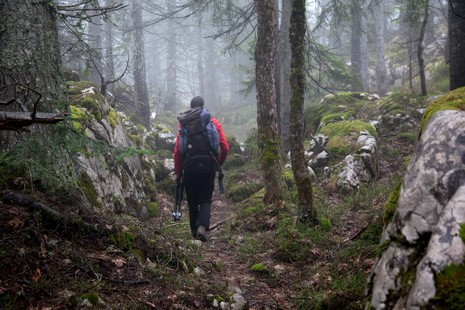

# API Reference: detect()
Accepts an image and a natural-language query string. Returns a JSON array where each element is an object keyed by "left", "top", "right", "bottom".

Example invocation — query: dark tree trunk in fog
[
  {"left": 205, "top": 38, "right": 219, "bottom": 110},
  {"left": 105, "top": 0, "right": 115, "bottom": 82},
  {"left": 374, "top": 0, "right": 388, "bottom": 96},
  {"left": 289, "top": 0, "right": 317, "bottom": 225},
  {"left": 131, "top": 0, "right": 150, "bottom": 128},
  {"left": 0, "top": 0, "right": 66, "bottom": 145},
  {"left": 350, "top": 0, "right": 368, "bottom": 91},
  {"left": 196, "top": 28, "right": 205, "bottom": 98},
  {"left": 165, "top": 0, "right": 177, "bottom": 113},
  {"left": 418, "top": 0, "right": 429, "bottom": 96},
  {"left": 276, "top": 0, "right": 292, "bottom": 155},
  {"left": 449, "top": 0, "right": 465, "bottom": 90},
  {"left": 254, "top": 0, "right": 286, "bottom": 204},
  {"left": 88, "top": 3, "right": 102, "bottom": 86}
]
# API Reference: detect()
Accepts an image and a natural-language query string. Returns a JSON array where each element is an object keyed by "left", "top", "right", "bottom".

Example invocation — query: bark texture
[
  {"left": 131, "top": 0, "right": 150, "bottom": 128},
  {"left": 350, "top": 0, "right": 368, "bottom": 91},
  {"left": 418, "top": 0, "right": 429, "bottom": 96},
  {"left": 276, "top": 0, "right": 292, "bottom": 155},
  {"left": 0, "top": 0, "right": 66, "bottom": 146},
  {"left": 289, "top": 0, "right": 317, "bottom": 224},
  {"left": 254, "top": 0, "right": 286, "bottom": 204},
  {"left": 449, "top": 0, "right": 465, "bottom": 90},
  {"left": 374, "top": 0, "right": 387, "bottom": 96}
]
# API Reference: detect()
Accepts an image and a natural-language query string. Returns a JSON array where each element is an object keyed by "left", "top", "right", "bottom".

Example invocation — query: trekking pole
[
  {"left": 218, "top": 167, "right": 225, "bottom": 194},
  {"left": 172, "top": 180, "right": 183, "bottom": 221}
]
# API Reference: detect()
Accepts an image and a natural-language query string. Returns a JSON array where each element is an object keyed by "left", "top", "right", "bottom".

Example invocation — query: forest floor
[{"left": 0, "top": 130, "right": 414, "bottom": 309}]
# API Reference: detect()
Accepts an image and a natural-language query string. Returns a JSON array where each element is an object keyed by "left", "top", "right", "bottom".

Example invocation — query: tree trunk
[
  {"left": 165, "top": 0, "right": 177, "bottom": 113},
  {"left": 0, "top": 1, "right": 65, "bottom": 112},
  {"left": 205, "top": 38, "right": 219, "bottom": 111},
  {"left": 254, "top": 0, "right": 286, "bottom": 204},
  {"left": 350, "top": 0, "right": 368, "bottom": 91},
  {"left": 0, "top": 0, "right": 66, "bottom": 145},
  {"left": 131, "top": 0, "right": 150, "bottom": 128},
  {"left": 289, "top": 0, "right": 317, "bottom": 225},
  {"left": 449, "top": 0, "right": 465, "bottom": 90},
  {"left": 88, "top": 3, "right": 102, "bottom": 86},
  {"left": 276, "top": 0, "right": 293, "bottom": 156},
  {"left": 418, "top": 0, "right": 429, "bottom": 96},
  {"left": 374, "top": 0, "right": 388, "bottom": 96},
  {"left": 197, "top": 28, "right": 205, "bottom": 98},
  {"left": 104, "top": 0, "right": 115, "bottom": 82}
]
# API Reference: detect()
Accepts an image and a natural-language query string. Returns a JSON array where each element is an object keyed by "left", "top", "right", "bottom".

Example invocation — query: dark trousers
[{"left": 183, "top": 171, "right": 215, "bottom": 236}]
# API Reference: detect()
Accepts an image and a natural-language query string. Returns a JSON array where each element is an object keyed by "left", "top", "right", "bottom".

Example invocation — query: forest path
[{"left": 199, "top": 191, "right": 291, "bottom": 309}]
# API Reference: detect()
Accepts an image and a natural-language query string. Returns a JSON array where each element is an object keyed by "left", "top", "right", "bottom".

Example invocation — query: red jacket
[{"left": 173, "top": 117, "right": 229, "bottom": 175}]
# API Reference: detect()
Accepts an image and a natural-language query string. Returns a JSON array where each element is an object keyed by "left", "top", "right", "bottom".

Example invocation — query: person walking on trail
[{"left": 173, "top": 96, "right": 229, "bottom": 242}]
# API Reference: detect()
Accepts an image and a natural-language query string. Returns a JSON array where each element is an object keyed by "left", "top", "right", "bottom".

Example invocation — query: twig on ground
[
  {"left": 209, "top": 214, "right": 234, "bottom": 231},
  {"left": 340, "top": 224, "right": 368, "bottom": 244}
]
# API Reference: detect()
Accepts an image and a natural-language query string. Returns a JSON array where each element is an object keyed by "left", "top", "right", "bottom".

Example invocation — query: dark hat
[{"left": 190, "top": 96, "right": 205, "bottom": 108}]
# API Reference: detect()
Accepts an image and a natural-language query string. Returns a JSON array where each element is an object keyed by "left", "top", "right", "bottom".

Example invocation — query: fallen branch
[
  {"left": 209, "top": 214, "right": 234, "bottom": 231},
  {"left": 340, "top": 224, "right": 368, "bottom": 244}
]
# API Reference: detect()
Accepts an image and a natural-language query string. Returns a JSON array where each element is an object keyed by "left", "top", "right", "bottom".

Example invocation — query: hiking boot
[{"left": 196, "top": 225, "right": 209, "bottom": 242}]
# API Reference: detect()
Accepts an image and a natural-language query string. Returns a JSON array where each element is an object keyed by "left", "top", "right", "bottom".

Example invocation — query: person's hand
[{"left": 175, "top": 174, "right": 182, "bottom": 183}]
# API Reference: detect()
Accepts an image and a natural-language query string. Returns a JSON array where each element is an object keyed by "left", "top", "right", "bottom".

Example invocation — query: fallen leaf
[
  {"left": 8, "top": 217, "right": 23, "bottom": 228},
  {"left": 32, "top": 268, "right": 41, "bottom": 282}
]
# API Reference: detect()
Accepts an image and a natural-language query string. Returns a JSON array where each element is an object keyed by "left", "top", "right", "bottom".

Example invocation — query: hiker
[{"left": 173, "top": 96, "right": 229, "bottom": 242}]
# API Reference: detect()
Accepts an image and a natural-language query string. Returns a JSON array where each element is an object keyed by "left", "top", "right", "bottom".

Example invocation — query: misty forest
[{"left": 1, "top": 0, "right": 465, "bottom": 309}]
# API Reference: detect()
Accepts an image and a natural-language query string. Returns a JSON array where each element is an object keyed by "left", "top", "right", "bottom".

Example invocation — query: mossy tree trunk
[
  {"left": 254, "top": 0, "right": 286, "bottom": 204},
  {"left": 449, "top": 0, "right": 465, "bottom": 90},
  {"left": 0, "top": 0, "right": 66, "bottom": 146},
  {"left": 289, "top": 0, "right": 317, "bottom": 225}
]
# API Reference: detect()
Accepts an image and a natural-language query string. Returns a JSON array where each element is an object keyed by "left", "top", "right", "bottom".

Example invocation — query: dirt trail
[{"left": 200, "top": 193, "right": 291, "bottom": 309}]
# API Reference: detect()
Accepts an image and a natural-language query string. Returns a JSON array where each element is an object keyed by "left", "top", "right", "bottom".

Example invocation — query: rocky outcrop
[
  {"left": 367, "top": 108, "right": 465, "bottom": 309},
  {"left": 68, "top": 81, "right": 173, "bottom": 217}
]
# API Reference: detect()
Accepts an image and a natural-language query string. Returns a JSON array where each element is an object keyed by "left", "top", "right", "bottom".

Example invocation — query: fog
[{"left": 58, "top": 0, "right": 449, "bottom": 141}]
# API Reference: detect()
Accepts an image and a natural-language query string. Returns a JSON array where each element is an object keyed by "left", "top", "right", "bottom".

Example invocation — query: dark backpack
[{"left": 178, "top": 107, "right": 220, "bottom": 174}]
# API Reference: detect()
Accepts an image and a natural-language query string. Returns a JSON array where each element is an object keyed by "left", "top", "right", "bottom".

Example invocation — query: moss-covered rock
[
  {"left": 420, "top": 86, "right": 465, "bottom": 135},
  {"left": 319, "top": 120, "right": 377, "bottom": 157}
]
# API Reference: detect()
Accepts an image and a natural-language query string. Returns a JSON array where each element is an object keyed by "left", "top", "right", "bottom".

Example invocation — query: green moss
[
  {"left": 319, "top": 218, "right": 332, "bottom": 231},
  {"left": 319, "top": 120, "right": 376, "bottom": 157},
  {"left": 459, "top": 224, "right": 465, "bottom": 243},
  {"left": 128, "top": 134, "right": 144, "bottom": 148},
  {"left": 109, "top": 231, "right": 134, "bottom": 251},
  {"left": 275, "top": 217, "right": 321, "bottom": 262},
  {"left": 147, "top": 202, "right": 158, "bottom": 217},
  {"left": 250, "top": 263, "right": 267, "bottom": 272},
  {"left": 396, "top": 132, "right": 418, "bottom": 143},
  {"left": 377, "top": 240, "right": 391, "bottom": 257},
  {"left": 69, "top": 105, "right": 88, "bottom": 131},
  {"left": 420, "top": 87, "right": 465, "bottom": 135},
  {"left": 108, "top": 107, "right": 118, "bottom": 129},
  {"left": 261, "top": 139, "right": 281, "bottom": 166},
  {"left": 432, "top": 263, "right": 465, "bottom": 309},
  {"left": 78, "top": 173, "right": 101, "bottom": 208},
  {"left": 228, "top": 182, "right": 262, "bottom": 202},
  {"left": 383, "top": 181, "right": 402, "bottom": 225},
  {"left": 283, "top": 168, "right": 295, "bottom": 188},
  {"left": 81, "top": 293, "right": 99, "bottom": 305},
  {"left": 321, "top": 112, "right": 352, "bottom": 125},
  {"left": 67, "top": 80, "right": 94, "bottom": 96},
  {"left": 76, "top": 96, "right": 103, "bottom": 121}
]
